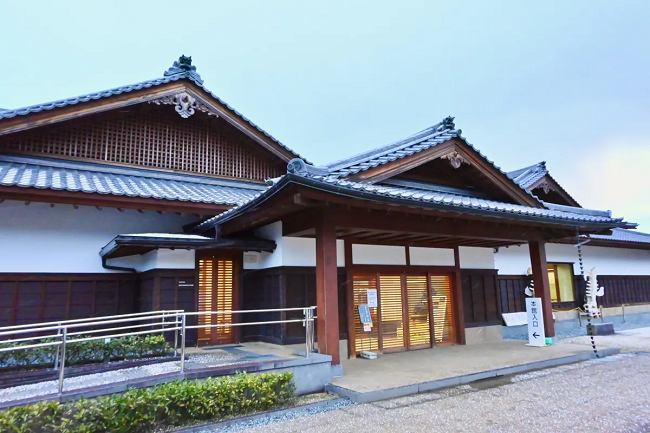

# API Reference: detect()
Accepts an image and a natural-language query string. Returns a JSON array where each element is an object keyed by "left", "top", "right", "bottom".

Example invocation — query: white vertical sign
[{"left": 526, "top": 298, "right": 546, "bottom": 346}]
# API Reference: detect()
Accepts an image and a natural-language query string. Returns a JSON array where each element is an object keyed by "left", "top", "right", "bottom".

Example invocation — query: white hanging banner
[{"left": 526, "top": 298, "right": 546, "bottom": 346}]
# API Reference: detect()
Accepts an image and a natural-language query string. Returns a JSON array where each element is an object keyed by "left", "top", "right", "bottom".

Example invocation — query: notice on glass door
[{"left": 367, "top": 289, "right": 378, "bottom": 308}]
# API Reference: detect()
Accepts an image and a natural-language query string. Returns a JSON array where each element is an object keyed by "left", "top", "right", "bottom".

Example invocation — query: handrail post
[
  {"left": 58, "top": 327, "right": 67, "bottom": 394},
  {"left": 303, "top": 308, "right": 309, "bottom": 358},
  {"left": 53, "top": 322, "right": 62, "bottom": 370},
  {"left": 180, "top": 314, "right": 186, "bottom": 373},
  {"left": 173, "top": 313, "right": 179, "bottom": 357}
]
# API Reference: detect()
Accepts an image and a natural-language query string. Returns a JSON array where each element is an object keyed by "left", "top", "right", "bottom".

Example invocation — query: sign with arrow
[{"left": 526, "top": 298, "right": 546, "bottom": 347}]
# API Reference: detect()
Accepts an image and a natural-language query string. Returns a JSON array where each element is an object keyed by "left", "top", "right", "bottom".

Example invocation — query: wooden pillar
[
  {"left": 344, "top": 240, "right": 356, "bottom": 359},
  {"left": 453, "top": 246, "right": 466, "bottom": 345},
  {"left": 528, "top": 240, "right": 555, "bottom": 337},
  {"left": 315, "top": 213, "right": 341, "bottom": 365}
]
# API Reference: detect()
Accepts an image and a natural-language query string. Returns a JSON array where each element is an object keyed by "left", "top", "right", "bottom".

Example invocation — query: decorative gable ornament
[
  {"left": 535, "top": 181, "right": 555, "bottom": 194},
  {"left": 149, "top": 92, "right": 216, "bottom": 119},
  {"left": 441, "top": 150, "right": 469, "bottom": 169}
]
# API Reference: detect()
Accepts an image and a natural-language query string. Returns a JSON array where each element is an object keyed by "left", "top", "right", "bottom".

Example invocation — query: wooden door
[
  {"left": 405, "top": 275, "right": 432, "bottom": 349},
  {"left": 352, "top": 275, "right": 379, "bottom": 352},
  {"left": 198, "top": 258, "right": 235, "bottom": 345},
  {"left": 430, "top": 274, "right": 455, "bottom": 344},
  {"left": 378, "top": 275, "right": 405, "bottom": 352}
]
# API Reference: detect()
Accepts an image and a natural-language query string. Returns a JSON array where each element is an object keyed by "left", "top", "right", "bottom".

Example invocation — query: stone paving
[
  {"left": 563, "top": 326, "right": 650, "bottom": 352},
  {"left": 235, "top": 353, "right": 650, "bottom": 433}
]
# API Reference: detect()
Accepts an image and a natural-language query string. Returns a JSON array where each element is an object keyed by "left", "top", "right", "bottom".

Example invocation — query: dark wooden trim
[
  {"left": 0, "top": 273, "right": 137, "bottom": 282},
  {"left": 465, "top": 321, "right": 503, "bottom": 328},
  {"left": 344, "top": 241, "right": 356, "bottom": 359},
  {"left": 528, "top": 241, "right": 555, "bottom": 337},
  {"left": 347, "top": 265, "right": 457, "bottom": 273},
  {"left": 315, "top": 212, "right": 340, "bottom": 364},
  {"left": 529, "top": 175, "right": 581, "bottom": 207},
  {"left": 453, "top": 246, "right": 466, "bottom": 344}
]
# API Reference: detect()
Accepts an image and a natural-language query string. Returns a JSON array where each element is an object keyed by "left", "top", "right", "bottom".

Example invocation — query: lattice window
[{"left": 0, "top": 106, "right": 285, "bottom": 181}]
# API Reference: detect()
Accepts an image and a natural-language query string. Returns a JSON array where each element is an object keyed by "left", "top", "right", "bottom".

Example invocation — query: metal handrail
[
  {"left": 0, "top": 306, "right": 317, "bottom": 395},
  {"left": 0, "top": 310, "right": 184, "bottom": 332}
]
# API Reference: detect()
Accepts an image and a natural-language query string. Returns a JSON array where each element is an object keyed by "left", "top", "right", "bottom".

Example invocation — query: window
[{"left": 547, "top": 263, "right": 575, "bottom": 302}]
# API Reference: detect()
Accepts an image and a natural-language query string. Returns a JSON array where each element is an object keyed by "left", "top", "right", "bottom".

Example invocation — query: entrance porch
[{"left": 327, "top": 339, "right": 620, "bottom": 403}]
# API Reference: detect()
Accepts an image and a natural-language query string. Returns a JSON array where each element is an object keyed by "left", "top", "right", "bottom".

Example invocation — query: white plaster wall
[
  {"left": 352, "top": 244, "right": 406, "bottom": 265},
  {"left": 458, "top": 247, "right": 495, "bottom": 269},
  {"left": 495, "top": 243, "right": 650, "bottom": 275},
  {"left": 244, "top": 222, "right": 345, "bottom": 269},
  {"left": 0, "top": 200, "right": 198, "bottom": 273},
  {"left": 409, "top": 247, "right": 455, "bottom": 266}
]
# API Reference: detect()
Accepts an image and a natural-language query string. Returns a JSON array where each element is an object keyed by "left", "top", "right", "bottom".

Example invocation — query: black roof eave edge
[
  {"left": 195, "top": 174, "right": 636, "bottom": 234},
  {"left": 99, "top": 235, "right": 276, "bottom": 258}
]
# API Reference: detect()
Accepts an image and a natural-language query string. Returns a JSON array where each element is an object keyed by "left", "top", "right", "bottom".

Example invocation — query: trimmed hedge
[
  {"left": 0, "top": 372, "right": 295, "bottom": 433},
  {"left": 0, "top": 335, "right": 171, "bottom": 369}
]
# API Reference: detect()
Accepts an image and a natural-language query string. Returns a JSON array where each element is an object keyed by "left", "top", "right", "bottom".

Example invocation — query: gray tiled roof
[
  {"left": 321, "top": 117, "right": 542, "bottom": 204},
  {"left": 0, "top": 57, "right": 306, "bottom": 162},
  {"left": 507, "top": 162, "right": 548, "bottom": 189},
  {"left": 0, "top": 155, "right": 263, "bottom": 206},
  {"left": 591, "top": 228, "right": 650, "bottom": 244},
  {"left": 324, "top": 118, "right": 462, "bottom": 177},
  {"left": 195, "top": 167, "right": 631, "bottom": 232}
]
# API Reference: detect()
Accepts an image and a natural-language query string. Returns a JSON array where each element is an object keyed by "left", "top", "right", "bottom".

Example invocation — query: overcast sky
[{"left": 1, "top": 1, "right": 649, "bottom": 230}]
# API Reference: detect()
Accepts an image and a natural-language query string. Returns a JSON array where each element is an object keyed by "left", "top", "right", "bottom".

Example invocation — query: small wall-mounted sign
[
  {"left": 358, "top": 304, "right": 372, "bottom": 326},
  {"left": 367, "top": 289, "right": 378, "bottom": 308}
]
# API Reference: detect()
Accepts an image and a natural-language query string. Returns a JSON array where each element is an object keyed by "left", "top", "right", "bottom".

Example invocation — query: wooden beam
[
  {"left": 315, "top": 211, "right": 340, "bottom": 365},
  {"left": 453, "top": 246, "right": 466, "bottom": 345},
  {"left": 328, "top": 208, "right": 539, "bottom": 242},
  {"left": 528, "top": 241, "right": 555, "bottom": 338}
]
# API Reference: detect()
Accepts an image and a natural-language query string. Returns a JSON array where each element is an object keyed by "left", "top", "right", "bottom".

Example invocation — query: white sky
[{"left": 1, "top": 0, "right": 649, "bottom": 230}]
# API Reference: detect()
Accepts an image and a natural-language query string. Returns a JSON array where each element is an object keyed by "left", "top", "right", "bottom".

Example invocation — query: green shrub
[
  {"left": 0, "top": 335, "right": 171, "bottom": 369},
  {"left": 0, "top": 372, "right": 295, "bottom": 433}
]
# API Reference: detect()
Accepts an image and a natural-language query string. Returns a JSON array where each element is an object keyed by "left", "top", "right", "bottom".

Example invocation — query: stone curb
[
  {"left": 171, "top": 397, "right": 348, "bottom": 433},
  {"left": 325, "top": 347, "right": 621, "bottom": 404}
]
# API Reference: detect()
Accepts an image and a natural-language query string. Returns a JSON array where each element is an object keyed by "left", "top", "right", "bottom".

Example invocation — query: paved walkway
[
  {"left": 563, "top": 326, "right": 650, "bottom": 352},
  {"left": 334, "top": 339, "right": 599, "bottom": 393},
  {"left": 236, "top": 353, "right": 650, "bottom": 433}
]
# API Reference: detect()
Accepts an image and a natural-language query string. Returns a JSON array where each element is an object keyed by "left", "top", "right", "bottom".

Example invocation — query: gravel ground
[
  {"left": 563, "top": 327, "right": 650, "bottom": 352},
  {"left": 228, "top": 353, "right": 650, "bottom": 433},
  {"left": 0, "top": 350, "right": 244, "bottom": 403}
]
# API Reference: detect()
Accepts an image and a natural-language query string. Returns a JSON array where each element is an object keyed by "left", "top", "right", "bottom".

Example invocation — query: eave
[
  {"left": 0, "top": 185, "right": 234, "bottom": 214},
  {"left": 100, "top": 234, "right": 276, "bottom": 259}
]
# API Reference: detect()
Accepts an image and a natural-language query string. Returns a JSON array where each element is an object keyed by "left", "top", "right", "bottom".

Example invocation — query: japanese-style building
[{"left": 1, "top": 56, "right": 648, "bottom": 366}]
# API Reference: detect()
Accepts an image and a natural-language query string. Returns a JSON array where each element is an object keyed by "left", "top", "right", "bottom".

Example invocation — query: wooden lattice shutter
[
  {"left": 214, "top": 260, "right": 234, "bottom": 342},
  {"left": 198, "top": 259, "right": 213, "bottom": 344},
  {"left": 352, "top": 275, "right": 379, "bottom": 353},
  {"left": 430, "top": 275, "right": 454, "bottom": 344},
  {"left": 378, "top": 275, "right": 405, "bottom": 351},
  {"left": 405, "top": 275, "right": 431, "bottom": 349}
]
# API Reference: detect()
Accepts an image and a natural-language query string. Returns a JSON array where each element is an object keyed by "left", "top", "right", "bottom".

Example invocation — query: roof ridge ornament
[
  {"left": 435, "top": 116, "right": 456, "bottom": 132},
  {"left": 287, "top": 158, "right": 331, "bottom": 177},
  {"left": 164, "top": 55, "right": 204, "bottom": 85}
]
